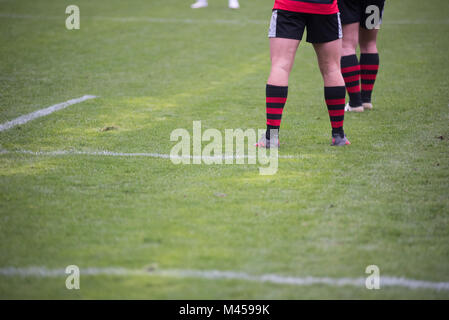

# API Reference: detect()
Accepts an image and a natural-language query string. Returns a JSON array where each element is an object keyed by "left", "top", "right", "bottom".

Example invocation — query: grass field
[{"left": 0, "top": 0, "right": 448, "bottom": 299}]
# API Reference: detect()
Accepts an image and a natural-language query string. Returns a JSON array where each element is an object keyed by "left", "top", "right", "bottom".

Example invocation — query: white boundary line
[
  {"left": 1, "top": 13, "right": 448, "bottom": 25},
  {"left": 1, "top": 267, "right": 448, "bottom": 291},
  {"left": 0, "top": 95, "right": 97, "bottom": 132},
  {"left": 0, "top": 149, "right": 301, "bottom": 160}
]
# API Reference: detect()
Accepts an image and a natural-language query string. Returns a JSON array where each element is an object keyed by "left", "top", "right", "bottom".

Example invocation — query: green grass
[{"left": 0, "top": 0, "right": 448, "bottom": 299}]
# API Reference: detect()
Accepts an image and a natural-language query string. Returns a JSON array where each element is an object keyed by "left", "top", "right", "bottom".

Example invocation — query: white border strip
[
  {"left": 0, "top": 95, "right": 97, "bottom": 132},
  {"left": 1, "top": 267, "right": 448, "bottom": 291},
  {"left": 0, "top": 149, "right": 300, "bottom": 160}
]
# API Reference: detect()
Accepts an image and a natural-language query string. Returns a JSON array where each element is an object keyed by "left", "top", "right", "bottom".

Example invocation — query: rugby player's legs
[
  {"left": 313, "top": 39, "right": 344, "bottom": 87},
  {"left": 314, "top": 39, "right": 349, "bottom": 144},
  {"left": 267, "top": 38, "right": 300, "bottom": 86},
  {"left": 359, "top": 28, "right": 379, "bottom": 107},
  {"left": 340, "top": 22, "right": 364, "bottom": 110}
]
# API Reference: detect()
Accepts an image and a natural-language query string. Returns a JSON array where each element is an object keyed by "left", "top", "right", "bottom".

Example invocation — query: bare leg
[
  {"left": 359, "top": 28, "right": 378, "bottom": 53},
  {"left": 267, "top": 38, "right": 300, "bottom": 86},
  {"left": 313, "top": 39, "right": 344, "bottom": 87},
  {"left": 341, "top": 22, "right": 359, "bottom": 56},
  {"left": 313, "top": 39, "right": 349, "bottom": 144},
  {"left": 259, "top": 38, "right": 300, "bottom": 145}
]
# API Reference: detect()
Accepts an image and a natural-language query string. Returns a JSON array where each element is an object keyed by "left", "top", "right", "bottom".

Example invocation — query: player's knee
[
  {"left": 342, "top": 38, "right": 358, "bottom": 55},
  {"left": 322, "top": 70, "right": 344, "bottom": 86},
  {"left": 360, "top": 40, "right": 378, "bottom": 53},
  {"left": 319, "top": 61, "right": 340, "bottom": 77},
  {"left": 271, "top": 60, "right": 293, "bottom": 75},
  {"left": 342, "top": 43, "right": 357, "bottom": 56},
  {"left": 341, "top": 27, "right": 358, "bottom": 53}
]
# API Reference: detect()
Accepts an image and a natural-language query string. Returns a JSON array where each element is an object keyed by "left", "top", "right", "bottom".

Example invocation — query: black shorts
[
  {"left": 338, "top": 0, "right": 385, "bottom": 29},
  {"left": 268, "top": 9, "right": 342, "bottom": 43}
]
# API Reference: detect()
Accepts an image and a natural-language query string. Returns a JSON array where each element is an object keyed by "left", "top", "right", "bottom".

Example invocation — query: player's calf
[
  {"left": 341, "top": 54, "right": 364, "bottom": 112},
  {"left": 325, "top": 86, "right": 350, "bottom": 146},
  {"left": 360, "top": 53, "right": 380, "bottom": 109},
  {"left": 260, "top": 84, "right": 288, "bottom": 148}
]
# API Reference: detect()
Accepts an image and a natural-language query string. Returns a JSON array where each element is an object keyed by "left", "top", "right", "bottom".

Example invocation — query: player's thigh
[
  {"left": 304, "top": 11, "right": 342, "bottom": 72},
  {"left": 269, "top": 38, "right": 300, "bottom": 71},
  {"left": 313, "top": 39, "right": 344, "bottom": 86},
  {"left": 359, "top": 28, "right": 378, "bottom": 53},
  {"left": 341, "top": 22, "right": 360, "bottom": 55},
  {"left": 313, "top": 39, "right": 343, "bottom": 75},
  {"left": 267, "top": 10, "right": 303, "bottom": 69}
]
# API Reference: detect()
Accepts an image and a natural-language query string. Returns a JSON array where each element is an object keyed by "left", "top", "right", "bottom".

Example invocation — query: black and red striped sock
[
  {"left": 360, "top": 53, "right": 379, "bottom": 103},
  {"left": 265, "top": 84, "right": 288, "bottom": 139},
  {"left": 325, "top": 86, "right": 346, "bottom": 136},
  {"left": 341, "top": 54, "right": 362, "bottom": 107}
]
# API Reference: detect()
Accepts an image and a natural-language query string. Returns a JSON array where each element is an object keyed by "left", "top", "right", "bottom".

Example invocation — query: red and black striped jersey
[{"left": 273, "top": 0, "right": 339, "bottom": 15}]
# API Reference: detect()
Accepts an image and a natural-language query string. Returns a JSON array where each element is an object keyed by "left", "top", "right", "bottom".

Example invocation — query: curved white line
[
  {"left": 0, "top": 149, "right": 300, "bottom": 160},
  {"left": 0, "top": 267, "right": 448, "bottom": 291}
]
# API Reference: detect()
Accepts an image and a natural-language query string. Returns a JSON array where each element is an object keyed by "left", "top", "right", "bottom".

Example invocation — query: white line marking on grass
[
  {"left": 1, "top": 13, "right": 448, "bottom": 25},
  {"left": 0, "top": 149, "right": 300, "bottom": 160},
  {"left": 1, "top": 267, "right": 449, "bottom": 291},
  {"left": 0, "top": 149, "right": 171, "bottom": 159},
  {"left": 0, "top": 95, "right": 97, "bottom": 132}
]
